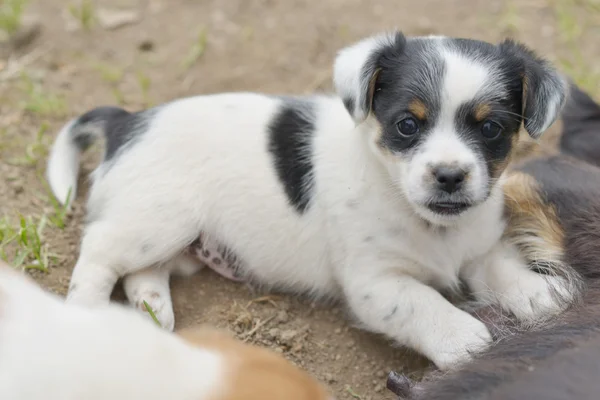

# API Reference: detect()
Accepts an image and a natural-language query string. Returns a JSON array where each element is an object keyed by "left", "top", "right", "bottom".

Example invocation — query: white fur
[
  {"left": 47, "top": 35, "right": 569, "bottom": 370},
  {"left": 0, "top": 266, "right": 225, "bottom": 400},
  {"left": 333, "top": 32, "right": 397, "bottom": 122},
  {"left": 46, "top": 119, "right": 81, "bottom": 207},
  {"left": 538, "top": 75, "right": 568, "bottom": 134}
]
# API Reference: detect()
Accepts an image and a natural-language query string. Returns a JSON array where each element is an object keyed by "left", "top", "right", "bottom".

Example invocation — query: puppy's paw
[
  {"left": 134, "top": 291, "right": 175, "bottom": 332},
  {"left": 499, "top": 273, "right": 574, "bottom": 323},
  {"left": 428, "top": 312, "right": 492, "bottom": 371}
]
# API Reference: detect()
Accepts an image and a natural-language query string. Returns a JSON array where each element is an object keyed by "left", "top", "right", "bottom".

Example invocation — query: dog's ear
[
  {"left": 499, "top": 39, "right": 568, "bottom": 139},
  {"left": 333, "top": 32, "right": 406, "bottom": 123}
]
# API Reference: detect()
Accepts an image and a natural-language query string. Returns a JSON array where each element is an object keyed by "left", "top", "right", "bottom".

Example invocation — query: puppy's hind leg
[
  {"left": 123, "top": 254, "right": 203, "bottom": 331},
  {"left": 123, "top": 266, "right": 174, "bottom": 330},
  {"left": 66, "top": 214, "right": 200, "bottom": 310}
]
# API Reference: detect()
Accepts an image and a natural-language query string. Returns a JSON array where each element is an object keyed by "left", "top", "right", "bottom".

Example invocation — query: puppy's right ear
[{"left": 333, "top": 32, "right": 406, "bottom": 123}]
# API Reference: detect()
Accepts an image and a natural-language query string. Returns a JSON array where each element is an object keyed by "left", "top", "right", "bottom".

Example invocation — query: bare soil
[{"left": 0, "top": 1, "right": 598, "bottom": 399}]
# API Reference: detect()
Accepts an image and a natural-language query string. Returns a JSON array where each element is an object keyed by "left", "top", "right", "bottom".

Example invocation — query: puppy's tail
[{"left": 46, "top": 106, "right": 131, "bottom": 207}]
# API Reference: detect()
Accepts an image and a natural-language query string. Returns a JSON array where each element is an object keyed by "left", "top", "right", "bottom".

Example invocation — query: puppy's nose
[{"left": 433, "top": 166, "right": 466, "bottom": 193}]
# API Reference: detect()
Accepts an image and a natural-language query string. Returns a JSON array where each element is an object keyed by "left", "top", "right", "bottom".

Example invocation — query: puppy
[
  {"left": 387, "top": 83, "right": 600, "bottom": 400},
  {"left": 46, "top": 31, "right": 572, "bottom": 370},
  {"left": 0, "top": 261, "right": 332, "bottom": 400}
]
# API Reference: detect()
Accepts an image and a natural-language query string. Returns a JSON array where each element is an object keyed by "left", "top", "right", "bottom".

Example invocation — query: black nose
[{"left": 433, "top": 166, "right": 466, "bottom": 193}]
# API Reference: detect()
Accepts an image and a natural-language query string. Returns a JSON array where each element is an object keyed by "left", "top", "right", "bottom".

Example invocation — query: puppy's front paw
[
  {"left": 428, "top": 311, "right": 492, "bottom": 371},
  {"left": 499, "top": 273, "right": 574, "bottom": 323}
]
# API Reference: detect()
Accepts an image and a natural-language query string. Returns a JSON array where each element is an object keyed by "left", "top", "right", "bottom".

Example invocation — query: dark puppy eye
[
  {"left": 396, "top": 117, "right": 419, "bottom": 136},
  {"left": 481, "top": 120, "right": 503, "bottom": 139}
]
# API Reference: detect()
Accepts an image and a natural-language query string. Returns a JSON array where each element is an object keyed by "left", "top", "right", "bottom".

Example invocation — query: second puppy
[{"left": 0, "top": 262, "right": 332, "bottom": 400}]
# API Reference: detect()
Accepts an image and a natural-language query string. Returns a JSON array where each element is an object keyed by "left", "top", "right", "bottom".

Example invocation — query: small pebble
[{"left": 276, "top": 310, "right": 289, "bottom": 323}]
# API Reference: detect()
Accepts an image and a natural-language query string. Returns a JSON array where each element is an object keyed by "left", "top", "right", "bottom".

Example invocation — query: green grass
[
  {"left": 135, "top": 70, "right": 152, "bottom": 106},
  {"left": 19, "top": 74, "right": 68, "bottom": 117},
  {"left": 182, "top": 28, "right": 208, "bottom": 70},
  {"left": 553, "top": 0, "right": 584, "bottom": 44},
  {"left": 68, "top": 0, "right": 95, "bottom": 31},
  {"left": 6, "top": 123, "right": 50, "bottom": 166},
  {"left": 111, "top": 87, "right": 127, "bottom": 106},
  {"left": 143, "top": 300, "right": 162, "bottom": 327},
  {"left": 551, "top": 0, "right": 600, "bottom": 97},
  {"left": 345, "top": 386, "right": 363, "bottom": 400},
  {"left": 41, "top": 179, "right": 71, "bottom": 229},
  {"left": 92, "top": 62, "right": 124, "bottom": 85},
  {"left": 498, "top": 1, "right": 521, "bottom": 37},
  {"left": 0, "top": 0, "right": 29, "bottom": 36},
  {"left": 0, "top": 213, "right": 55, "bottom": 272}
]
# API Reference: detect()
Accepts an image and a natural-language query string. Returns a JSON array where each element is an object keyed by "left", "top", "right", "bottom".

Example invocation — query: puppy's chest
[{"left": 368, "top": 215, "right": 504, "bottom": 285}]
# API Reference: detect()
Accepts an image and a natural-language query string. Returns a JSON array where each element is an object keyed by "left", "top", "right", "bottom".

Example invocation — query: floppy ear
[
  {"left": 333, "top": 31, "right": 406, "bottom": 123},
  {"left": 499, "top": 39, "right": 568, "bottom": 139}
]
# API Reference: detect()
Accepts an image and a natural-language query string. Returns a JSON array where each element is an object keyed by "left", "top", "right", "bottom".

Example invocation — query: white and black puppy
[{"left": 47, "top": 32, "right": 572, "bottom": 370}]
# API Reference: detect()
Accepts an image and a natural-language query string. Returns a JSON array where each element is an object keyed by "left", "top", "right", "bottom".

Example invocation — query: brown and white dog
[
  {"left": 0, "top": 261, "right": 332, "bottom": 400},
  {"left": 386, "top": 83, "right": 600, "bottom": 400}
]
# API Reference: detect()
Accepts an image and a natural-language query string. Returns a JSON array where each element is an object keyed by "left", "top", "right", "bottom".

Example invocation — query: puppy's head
[{"left": 334, "top": 32, "right": 567, "bottom": 226}]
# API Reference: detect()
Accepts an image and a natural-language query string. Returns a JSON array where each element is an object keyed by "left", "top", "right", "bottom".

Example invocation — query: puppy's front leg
[
  {"left": 343, "top": 268, "right": 492, "bottom": 370},
  {"left": 463, "top": 242, "right": 577, "bottom": 324}
]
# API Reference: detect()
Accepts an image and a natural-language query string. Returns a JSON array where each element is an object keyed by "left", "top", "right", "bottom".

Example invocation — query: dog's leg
[
  {"left": 462, "top": 242, "right": 577, "bottom": 324},
  {"left": 67, "top": 216, "right": 199, "bottom": 308},
  {"left": 123, "top": 253, "right": 206, "bottom": 330},
  {"left": 342, "top": 266, "right": 492, "bottom": 370},
  {"left": 123, "top": 266, "right": 175, "bottom": 331}
]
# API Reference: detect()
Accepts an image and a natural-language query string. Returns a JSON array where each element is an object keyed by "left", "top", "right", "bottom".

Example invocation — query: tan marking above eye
[
  {"left": 408, "top": 99, "right": 428, "bottom": 120},
  {"left": 474, "top": 103, "right": 492, "bottom": 121}
]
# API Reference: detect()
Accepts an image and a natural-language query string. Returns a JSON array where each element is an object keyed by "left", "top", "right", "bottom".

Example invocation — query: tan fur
[
  {"left": 178, "top": 328, "right": 332, "bottom": 400},
  {"left": 502, "top": 171, "right": 566, "bottom": 275},
  {"left": 473, "top": 103, "right": 491, "bottom": 122},
  {"left": 408, "top": 99, "right": 428, "bottom": 120},
  {"left": 366, "top": 68, "right": 381, "bottom": 115},
  {"left": 510, "top": 120, "right": 563, "bottom": 165}
]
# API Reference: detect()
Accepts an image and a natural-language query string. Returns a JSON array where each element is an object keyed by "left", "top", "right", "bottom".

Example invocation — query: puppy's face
[{"left": 335, "top": 33, "right": 566, "bottom": 225}]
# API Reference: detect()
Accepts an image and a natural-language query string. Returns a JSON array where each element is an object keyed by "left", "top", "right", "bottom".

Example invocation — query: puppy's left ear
[
  {"left": 333, "top": 32, "right": 406, "bottom": 123},
  {"left": 499, "top": 39, "right": 568, "bottom": 139}
]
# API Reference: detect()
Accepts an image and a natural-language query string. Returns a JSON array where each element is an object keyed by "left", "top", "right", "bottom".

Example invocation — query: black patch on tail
[
  {"left": 267, "top": 98, "right": 316, "bottom": 214},
  {"left": 74, "top": 106, "right": 154, "bottom": 162}
]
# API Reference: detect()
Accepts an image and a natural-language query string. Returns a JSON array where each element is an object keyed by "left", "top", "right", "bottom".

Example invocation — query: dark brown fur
[{"left": 387, "top": 83, "right": 600, "bottom": 400}]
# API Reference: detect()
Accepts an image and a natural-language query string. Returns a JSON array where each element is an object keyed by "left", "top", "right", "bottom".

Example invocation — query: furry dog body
[
  {"left": 0, "top": 262, "right": 332, "bottom": 400},
  {"left": 47, "top": 32, "right": 571, "bottom": 370}
]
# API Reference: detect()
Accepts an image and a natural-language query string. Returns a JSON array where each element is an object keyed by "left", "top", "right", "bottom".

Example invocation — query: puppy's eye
[
  {"left": 396, "top": 117, "right": 419, "bottom": 136},
  {"left": 481, "top": 120, "right": 503, "bottom": 139}
]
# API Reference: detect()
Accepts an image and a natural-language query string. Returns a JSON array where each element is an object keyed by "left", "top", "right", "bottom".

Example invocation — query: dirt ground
[{"left": 0, "top": 0, "right": 598, "bottom": 399}]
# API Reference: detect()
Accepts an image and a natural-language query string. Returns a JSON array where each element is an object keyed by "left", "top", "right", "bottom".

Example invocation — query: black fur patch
[
  {"left": 498, "top": 39, "right": 566, "bottom": 138},
  {"left": 267, "top": 99, "right": 316, "bottom": 213},
  {"left": 559, "top": 81, "right": 600, "bottom": 167},
  {"left": 371, "top": 37, "right": 443, "bottom": 154},
  {"left": 73, "top": 106, "right": 154, "bottom": 162}
]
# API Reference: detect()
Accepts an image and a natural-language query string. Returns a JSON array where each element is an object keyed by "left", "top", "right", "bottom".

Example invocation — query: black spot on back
[{"left": 268, "top": 99, "right": 316, "bottom": 213}]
